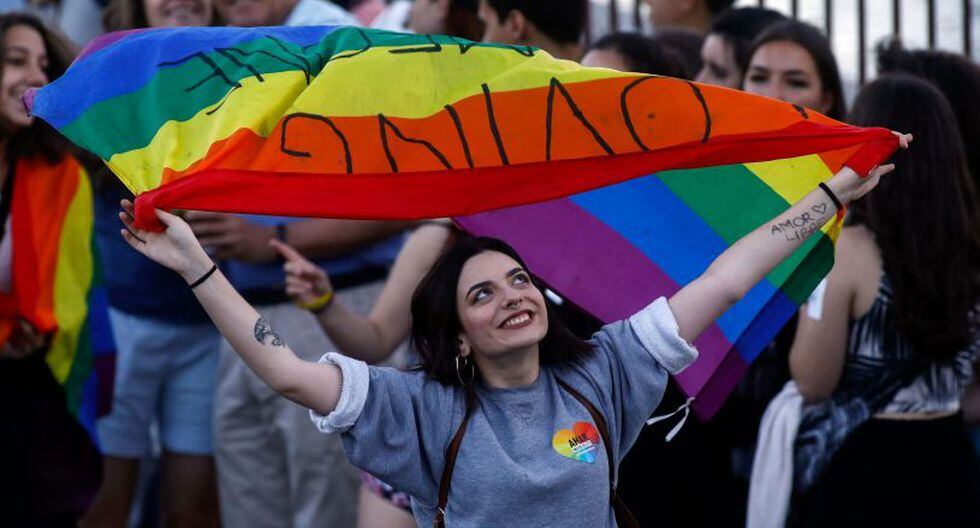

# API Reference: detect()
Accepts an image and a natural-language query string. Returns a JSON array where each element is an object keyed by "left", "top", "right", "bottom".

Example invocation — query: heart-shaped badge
[{"left": 552, "top": 421, "right": 600, "bottom": 464}]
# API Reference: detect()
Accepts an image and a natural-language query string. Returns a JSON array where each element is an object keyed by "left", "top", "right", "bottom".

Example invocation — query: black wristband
[
  {"left": 818, "top": 182, "right": 844, "bottom": 212},
  {"left": 275, "top": 223, "right": 288, "bottom": 244},
  {"left": 188, "top": 263, "right": 218, "bottom": 289}
]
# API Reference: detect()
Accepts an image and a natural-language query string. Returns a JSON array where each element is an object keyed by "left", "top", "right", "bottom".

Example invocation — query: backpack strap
[
  {"left": 433, "top": 387, "right": 476, "bottom": 528},
  {"left": 556, "top": 378, "right": 641, "bottom": 528}
]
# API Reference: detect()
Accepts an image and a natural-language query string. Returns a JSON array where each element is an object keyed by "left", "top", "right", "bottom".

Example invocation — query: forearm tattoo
[
  {"left": 253, "top": 317, "right": 286, "bottom": 347},
  {"left": 770, "top": 204, "right": 831, "bottom": 242}
]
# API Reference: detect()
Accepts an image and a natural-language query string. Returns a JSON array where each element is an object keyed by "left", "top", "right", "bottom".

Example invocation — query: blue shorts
[{"left": 96, "top": 308, "right": 220, "bottom": 457}]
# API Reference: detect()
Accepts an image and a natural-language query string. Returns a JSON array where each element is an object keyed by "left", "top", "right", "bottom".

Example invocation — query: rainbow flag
[
  {"left": 458, "top": 158, "right": 843, "bottom": 419},
  {"left": 28, "top": 26, "right": 897, "bottom": 416},
  {"left": 0, "top": 156, "right": 114, "bottom": 442}
]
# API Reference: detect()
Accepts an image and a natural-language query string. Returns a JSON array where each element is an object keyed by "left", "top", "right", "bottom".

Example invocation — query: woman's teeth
[{"left": 503, "top": 313, "right": 530, "bottom": 327}]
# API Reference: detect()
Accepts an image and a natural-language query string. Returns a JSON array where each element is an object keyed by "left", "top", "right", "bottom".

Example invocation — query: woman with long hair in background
[{"left": 789, "top": 74, "right": 980, "bottom": 527}]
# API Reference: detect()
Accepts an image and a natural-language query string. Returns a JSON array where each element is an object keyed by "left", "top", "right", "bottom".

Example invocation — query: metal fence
[{"left": 596, "top": 0, "right": 977, "bottom": 85}]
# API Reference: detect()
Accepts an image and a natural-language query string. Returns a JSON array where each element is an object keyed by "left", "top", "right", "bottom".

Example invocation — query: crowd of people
[{"left": 0, "top": 0, "right": 978, "bottom": 527}]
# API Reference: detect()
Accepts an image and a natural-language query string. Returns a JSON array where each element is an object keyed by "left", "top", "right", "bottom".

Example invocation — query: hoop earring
[{"left": 455, "top": 354, "right": 476, "bottom": 386}]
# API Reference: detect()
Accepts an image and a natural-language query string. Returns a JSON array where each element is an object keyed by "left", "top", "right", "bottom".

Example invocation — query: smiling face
[
  {"left": 1, "top": 24, "right": 47, "bottom": 131},
  {"left": 143, "top": 0, "right": 212, "bottom": 27},
  {"left": 455, "top": 250, "right": 549, "bottom": 359},
  {"left": 743, "top": 39, "right": 831, "bottom": 114}
]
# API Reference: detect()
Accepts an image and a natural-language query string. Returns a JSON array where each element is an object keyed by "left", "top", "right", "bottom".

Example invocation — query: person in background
[
  {"left": 649, "top": 28, "right": 703, "bottom": 80},
  {"left": 271, "top": 221, "right": 454, "bottom": 528},
  {"left": 102, "top": 0, "right": 216, "bottom": 31},
  {"left": 876, "top": 39, "right": 980, "bottom": 191},
  {"left": 216, "top": 0, "right": 356, "bottom": 27},
  {"left": 0, "top": 12, "right": 103, "bottom": 526},
  {"left": 873, "top": 33, "right": 980, "bottom": 494},
  {"left": 582, "top": 31, "right": 689, "bottom": 78},
  {"left": 407, "top": 0, "right": 481, "bottom": 40},
  {"left": 83, "top": 3, "right": 223, "bottom": 528},
  {"left": 719, "top": 19, "right": 848, "bottom": 524},
  {"left": 206, "top": 6, "right": 411, "bottom": 528},
  {"left": 642, "top": 0, "right": 733, "bottom": 36},
  {"left": 789, "top": 74, "right": 980, "bottom": 527},
  {"left": 478, "top": 0, "right": 584, "bottom": 60},
  {"left": 742, "top": 19, "right": 846, "bottom": 121},
  {"left": 695, "top": 6, "right": 785, "bottom": 89}
]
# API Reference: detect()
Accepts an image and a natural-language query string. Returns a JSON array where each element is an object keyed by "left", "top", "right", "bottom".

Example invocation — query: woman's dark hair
[
  {"left": 649, "top": 28, "right": 703, "bottom": 80},
  {"left": 0, "top": 13, "right": 74, "bottom": 163},
  {"left": 588, "top": 32, "right": 689, "bottom": 78},
  {"left": 877, "top": 39, "right": 980, "bottom": 193},
  {"left": 445, "top": 0, "right": 484, "bottom": 41},
  {"left": 411, "top": 236, "right": 593, "bottom": 386},
  {"left": 848, "top": 74, "right": 980, "bottom": 361},
  {"left": 486, "top": 0, "right": 583, "bottom": 45},
  {"left": 746, "top": 19, "right": 846, "bottom": 121},
  {"left": 707, "top": 7, "right": 785, "bottom": 76}
]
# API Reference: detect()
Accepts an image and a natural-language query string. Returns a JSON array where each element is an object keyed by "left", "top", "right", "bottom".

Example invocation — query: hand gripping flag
[{"left": 29, "top": 26, "right": 898, "bottom": 417}]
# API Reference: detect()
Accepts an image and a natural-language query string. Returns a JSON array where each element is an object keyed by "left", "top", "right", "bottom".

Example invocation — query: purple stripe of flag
[{"left": 457, "top": 198, "right": 734, "bottom": 400}]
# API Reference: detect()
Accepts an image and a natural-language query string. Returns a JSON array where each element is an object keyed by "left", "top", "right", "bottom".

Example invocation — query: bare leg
[
  {"left": 79, "top": 456, "right": 140, "bottom": 528},
  {"left": 356, "top": 485, "right": 415, "bottom": 528},
  {"left": 161, "top": 451, "right": 219, "bottom": 528}
]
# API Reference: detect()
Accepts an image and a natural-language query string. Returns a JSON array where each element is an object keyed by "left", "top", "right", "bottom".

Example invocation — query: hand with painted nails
[
  {"left": 826, "top": 132, "right": 912, "bottom": 204},
  {"left": 118, "top": 199, "right": 214, "bottom": 284}
]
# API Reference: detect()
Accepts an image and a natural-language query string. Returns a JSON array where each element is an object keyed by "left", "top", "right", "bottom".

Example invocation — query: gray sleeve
[
  {"left": 308, "top": 352, "right": 459, "bottom": 503},
  {"left": 309, "top": 352, "right": 370, "bottom": 434},
  {"left": 576, "top": 297, "right": 698, "bottom": 458},
  {"left": 626, "top": 297, "right": 699, "bottom": 374}
]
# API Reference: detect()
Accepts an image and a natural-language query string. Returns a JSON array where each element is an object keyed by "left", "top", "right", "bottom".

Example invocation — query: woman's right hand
[
  {"left": 119, "top": 199, "right": 213, "bottom": 282},
  {"left": 270, "top": 239, "right": 334, "bottom": 307}
]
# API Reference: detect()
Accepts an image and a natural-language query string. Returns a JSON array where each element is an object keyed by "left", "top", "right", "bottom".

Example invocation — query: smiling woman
[
  {"left": 0, "top": 12, "right": 106, "bottom": 526},
  {"left": 116, "top": 125, "right": 909, "bottom": 525}
]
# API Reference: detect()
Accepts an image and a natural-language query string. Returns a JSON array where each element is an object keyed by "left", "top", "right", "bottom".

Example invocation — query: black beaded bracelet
[
  {"left": 188, "top": 263, "right": 218, "bottom": 289},
  {"left": 818, "top": 182, "right": 844, "bottom": 212}
]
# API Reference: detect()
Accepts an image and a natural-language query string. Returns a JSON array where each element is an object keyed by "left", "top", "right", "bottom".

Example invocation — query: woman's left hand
[{"left": 828, "top": 132, "right": 912, "bottom": 203}]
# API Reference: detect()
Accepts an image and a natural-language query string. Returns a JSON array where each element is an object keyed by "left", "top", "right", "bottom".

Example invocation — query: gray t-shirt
[{"left": 312, "top": 297, "right": 698, "bottom": 527}]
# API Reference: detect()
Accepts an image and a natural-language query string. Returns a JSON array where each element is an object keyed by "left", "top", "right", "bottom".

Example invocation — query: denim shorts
[{"left": 96, "top": 308, "right": 220, "bottom": 457}]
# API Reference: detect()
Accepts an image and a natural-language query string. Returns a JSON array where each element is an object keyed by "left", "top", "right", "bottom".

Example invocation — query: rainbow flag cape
[
  {"left": 0, "top": 156, "right": 114, "bottom": 442},
  {"left": 29, "top": 26, "right": 897, "bottom": 416}
]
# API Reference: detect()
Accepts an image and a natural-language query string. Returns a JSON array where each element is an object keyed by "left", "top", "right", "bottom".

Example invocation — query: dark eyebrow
[
  {"left": 782, "top": 69, "right": 812, "bottom": 77},
  {"left": 465, "top": 268, "right": 526, "bottom": 298},
  {"left": 466, "top": 281, "right": 492, "bottom": 298}
]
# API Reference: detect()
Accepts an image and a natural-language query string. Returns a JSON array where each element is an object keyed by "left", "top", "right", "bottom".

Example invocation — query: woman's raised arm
[
  {"left": 119, "top": 200, "right": 342, "bottom": 415},
  {"left": 669, "top": 133, "right": 910, "bottom": 343}
]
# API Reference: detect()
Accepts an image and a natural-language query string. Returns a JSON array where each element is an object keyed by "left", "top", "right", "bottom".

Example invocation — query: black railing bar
[
  {"left": 858, "top": 0, "right": 866, "bottom": 85},
  {"left": 633, "top": 0, "right": 642, "bottom": 31},
  {"left": 892, "top": 0, "right": 901, "bottom": 36},
  {"left": 927, "top": 0, "right": 936, "bottom": 48},
  {"left": 608, "top": 0, "right": 619, "bottom": 33},
  {"left": 965, "top": 0, "right": 973, "bottom": 57},
  {"left": 791, "top": 0, "right": 799, "bottom": 19},
  {"left": 825, "top": 0, "right": 834, "bottom": 41}
]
